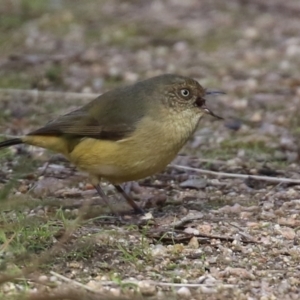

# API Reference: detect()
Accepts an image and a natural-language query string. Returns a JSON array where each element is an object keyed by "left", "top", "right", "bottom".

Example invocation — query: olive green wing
[
  {"left": 28, "top": 88, "right": 147, "bottom": 141},
  {"left": 28, "top": 108, "right": 135, "bottom": 141},
  {"left": 27, "top": 79, "right": 158, "bottom": 141}
]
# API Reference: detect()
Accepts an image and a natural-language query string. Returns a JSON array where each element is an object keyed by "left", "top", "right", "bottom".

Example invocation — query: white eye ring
[{"left": 180, "top": 89, "right": 190, "bottom": 97}]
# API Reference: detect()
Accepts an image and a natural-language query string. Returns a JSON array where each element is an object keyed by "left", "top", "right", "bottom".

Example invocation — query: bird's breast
[{"left": 69, "top": 111, "right": 201, "bottom": 183}]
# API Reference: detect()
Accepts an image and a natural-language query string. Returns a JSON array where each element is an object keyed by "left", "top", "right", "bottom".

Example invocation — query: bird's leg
[
  {"left": 93, "top": 183, "right": 122, "bottom": 219},
  {"left": 113, "top": 184, "right": 144, "bottom": 215}
]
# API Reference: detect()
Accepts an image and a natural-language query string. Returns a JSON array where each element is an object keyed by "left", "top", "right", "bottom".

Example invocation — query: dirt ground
[{"left": 1, "top": 0, "right": 300, "bottom": 299}]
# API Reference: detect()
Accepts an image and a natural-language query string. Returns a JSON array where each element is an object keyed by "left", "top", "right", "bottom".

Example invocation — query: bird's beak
[{"left": 202, "top": 103, "right": 223, "bottom": 120}]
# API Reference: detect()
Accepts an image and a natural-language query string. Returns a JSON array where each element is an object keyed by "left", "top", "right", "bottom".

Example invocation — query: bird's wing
[
  {"left": 28, "top": 81, "right": 152, "bottom": 141},
  {"left": 27, "top": 108, "right": 136, "bottom": 141}
]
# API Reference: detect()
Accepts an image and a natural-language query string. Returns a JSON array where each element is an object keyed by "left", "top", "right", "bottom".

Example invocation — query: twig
[
  {"left": 155, "top": 282, "right": 235, "bottom": 288},
  {"left": 50, "top": 271, "right": 236, "bottom": 290},
  {"left": 0, "top": 232, "right": 16, "bottom": 252},
  {"left": 170, "top": 214, "right": 204, "bottom": 229},
  {"left": 226, "top": 222, "right": 257, "bottom": 243},
  {"left": 0, "top": 88, "right": 98, "bottom": 101},
  {"left": 171, "top": 164, "right": 300, "bottom": 184},
  {"left": 50, "top": 271, "right": 100, "bottom": 293}
]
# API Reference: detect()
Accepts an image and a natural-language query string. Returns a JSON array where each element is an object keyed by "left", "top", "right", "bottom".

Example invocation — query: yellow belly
[
  {"left": 69, "top": 113, "right": 200, "bottom": 184},
  {"left": 69, "top": 137, "right": 177, "bottom": 183}
]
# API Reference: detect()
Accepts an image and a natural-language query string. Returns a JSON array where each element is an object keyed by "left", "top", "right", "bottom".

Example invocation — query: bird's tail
[{"left": 0, "top": 138, "right": 23, "bottom": 148}]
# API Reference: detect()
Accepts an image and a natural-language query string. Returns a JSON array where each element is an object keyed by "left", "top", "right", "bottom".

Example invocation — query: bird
[{"left": 0, "top": 74, "right": 222, "bottom": 214}]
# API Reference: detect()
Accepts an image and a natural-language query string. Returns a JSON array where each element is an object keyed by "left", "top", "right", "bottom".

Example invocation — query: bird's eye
[{"left": 180, "top": 88, "right": 190, "bottom": 98}]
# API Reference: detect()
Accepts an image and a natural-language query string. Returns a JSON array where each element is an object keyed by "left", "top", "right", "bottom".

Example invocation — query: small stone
[
  {"left": 244, "top": 27, "right": 258, "bottom": 39},
  {"left": 33, "top": 177, "right": 65, "bottom": 197},
  {"left": 109, "top": 288, "right": 121, "bottom": 297},
  {"left": 18, "top": 184, "right": 28, "bottom": 193},
  {"left": 231, "top": 203, "right": 242, "bottom": 214},
  {"left": 151, "top": 244, "right": 167, "bottom": 257},
  {"left": 85, "top": 183, "right": 94, "bottom": 190},
  {"left": 184, "top": 227, "right": 200, "bottom": 235},
  {"left": 231, "top": 98, "right": 248, "bottom": 109},
  {"left": 277, "top": 226, "right": 296, "bottom": 240},
  {"left": 177, "top": 287, "right": 191, "bottom": 299},
  {"left": 180, "top": 178, "right": 207, "bottom": 189},
  {"left": 68, "top": 261, "right": 82, "bottom": 269},
  {"left": 250, "top": 111, "right": 262, "bottom": 122},
  {"left": 224, "top": 118, "right": 242, "bottom": 131},
  {"left": 71, "top": 209, "right": 79, "bottom": 216},
  {"left": 141, "top": 212, "right": 154, "bottom": 220},
  {"left": 240, "top": 211, "right": 253, "bottom": 219},
  {"left": 286, "top": 44, "right": 300, "bottom": 57},
  {"left": 157, "top": 290, "right": 166, "bottom": 300},
  {"left": 197, "top": 224, "right": 212, "bottom": 234},
  {"left": 49, "top": 276, "right": 58, "bottom": 282},
  {"left": 138, "top": 280, "right": 156, "bottom": 296},
  {"left": 198, "top": 274, "right": 217, "bottom": 284},
  {"left": 124, "top": 71, "right": 138, "bottom": 82},
  {"left": 58, "top": 189, "right": 82, "bottom": 198},
  {"left": 246, "top": 78, "right": 258, "bottom": 90},
  {"left": 218, "top": 203, "right": 242, "bottom": 214},
  {"left": 86, "top": 280, "right": 103, "bottom": 291},
  {"left": 188, "top": 236, "right": 199, "bottom": 249},
  {"left": 38, "top": 275, "right": 48, "bottom": 282},
  {"left": 2, "top": 282, "right": 15, "bottom": 293},
  {"left": 221, "top": 267, "right": 254, "bottom": 279},
  {"left": 173, "top": 41, "right": 188, "bottom": 52}
]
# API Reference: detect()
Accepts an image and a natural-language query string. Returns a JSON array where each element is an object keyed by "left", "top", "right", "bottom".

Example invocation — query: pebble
[
  {"left": 244, "top": 27, "right": 259, "bottom": 39},
  {"left": 221, "top": 267, "right": 255, "bottom": 279},
  {"left": 157, "top": 290, "right": 167, "bottom": 300},
  {"left": 197, "top": 224, "right": 212, "bottom": 234},
  {"left": 38, "top": 275, "right": 48, "bottom": 282},
  {"left": 188, "top": 236, "right": 199, "bottom": 249},
  {"left": 109, "top": 288, "right": 121, "bottom": 297},
  {"left": 49, "top": 276, "right": 58, "bottom": 282},
  {"left": 180, "top": 178, "right": 207, "bottom": 189},
  {"left": 224, "top": 118, "right": 242, "bottom": 131},
  {"left": 141, "top": 212, "right": 154, "bottom": 220},
  {"left": 177, "top": 287, "right": 192, "bottom": 299},
  {"left": 18, "top": 184, "right": 28, "bottom": 193},
  {"left": 250, "top": 111, "right": 263, "bottom": 122},
  {"left": 286, "top": 44, "right": 300, "bottom": 57},
  {"left": 2, "top": 282, "right": 16, "bottom": 293},
  {"left": 275, "top": 225, "right": 296, "bottom": 240},
  {"left": 33, "top": 177, "right": 65, "bottom": 197},
  {"left": 198, "top": 274, "right": 218, "bottom": 284},
  {"left": 151, "top": 244, "right": 167, "bottom": 257},
  {"left": 86, "top": 280, "right": 103, "bottom": 291},
  {"left": 123, "top": 71, "right": 138, "bottom": 82},
  {"left": 231, "top": 98, "right": 248, "bottom": 109},
  {"left": 184, "top": 227, "right": 200, "bottom": 235},
  {"left": 217, "top": 203, "right": 242, "bottom": 214},
  {"left": 138, "top": 280, "right": 156, "bottom": 296},
  {"left": 240, "top": 211, "right": 253, "bottom": 219}
]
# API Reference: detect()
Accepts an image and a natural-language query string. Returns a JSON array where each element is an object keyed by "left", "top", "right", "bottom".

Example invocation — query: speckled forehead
[{"left": 165, "top": 77, "right": 201, "bottom": 91}]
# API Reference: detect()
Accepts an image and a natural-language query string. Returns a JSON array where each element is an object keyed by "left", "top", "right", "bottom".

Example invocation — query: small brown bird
[{"left": 0, "top": 74, "right": 222, "bottom": 214}]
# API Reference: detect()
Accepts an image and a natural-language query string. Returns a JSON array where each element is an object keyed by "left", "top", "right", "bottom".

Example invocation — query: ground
[{"left": 1, "top": 0, "right": 300, "bottom": 299}]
